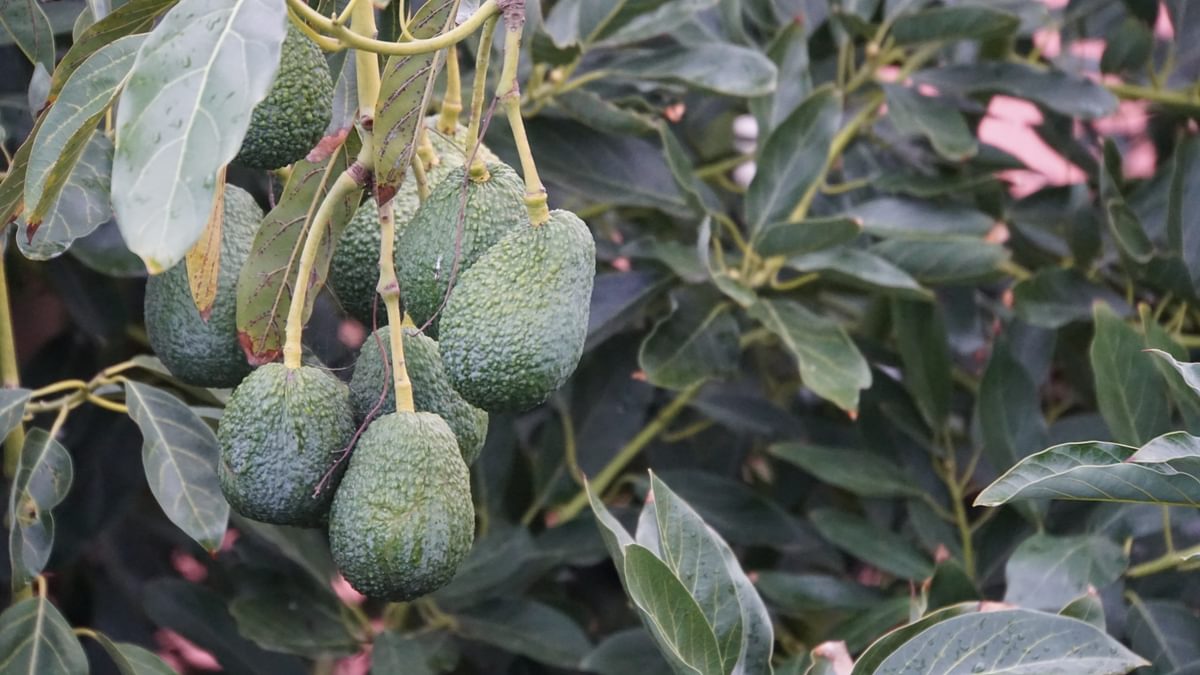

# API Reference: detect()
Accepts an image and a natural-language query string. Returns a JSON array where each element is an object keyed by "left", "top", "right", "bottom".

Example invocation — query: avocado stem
[
  {"left": 0, "top": 249, "right": 24, "bottom": 478},
  {"left": 287, "top": 0, "right": 500, "bottom": 57},
  {"left": 411, "top": 150, "right": 431, "bottom": 203},
  {"left": 465, "top": 14, "right": 499, "bottom": 177},
  {"left": 438, "top": 45, "right": 463, "bottom": 135},
  {"left": 351, "top": 0, "right": 380, "bottom": 124},
  {"left": 375, "top": 200, "right": 416, "bottom": 413},
  {"left": 496, "top": 12, "right": 549, "bottom": 226}
]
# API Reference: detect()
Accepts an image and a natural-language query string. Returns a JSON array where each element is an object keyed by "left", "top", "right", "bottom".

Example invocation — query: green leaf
[
  {"left": 0, "top": 0, "right": 55, "bottom": 70},
  {"left": 235, "top": 136, "right": 361, "bottom": 363},
  {"left": 0, "top": 388, "right": 31, "bottom": 439},
  {"left": 747, "top": 298, "right": 872, "bottom": 411},
  {"left": 124, "top": 380, "right": 229, "bottom": 552},
  {"left": 890, "top": 6, "right": 1018, "bottom": 45},
  {"left": 882, "top": 84, "right": 977, "bottom": 161},
  {"left": 612, "top": 43, "right": 777, "bottom": 97},
  {"left": 744, "top": 88, "right": 840, "bottom": 232},
  {"left": 369, "top": 632, "right": 445, "bottom": 675},
  {"left": 49, "top": 0, "right": 178, "bottom": 98},
  {"left": 557, "top": 88, "right": 659, "bottom": 136},
  {"left": 1101, "top": 17, "right": 1153, "bottom": 75},
  {"left": 1091, "top": 302, "right": 1170, "bottom": 446},
  {"left": 372, "top": 0, "right": 457, "bottom": 202},
  {"left": 623, "top": 543, "right": 724, "bottom": 675},
  {"left": 638, "top": 287, "right": 739, "bottom": 390},
  {"left": 581, "top": 629, "right": 672, "bottom": 675},
  {"left": 1127, "top": 596, "right": 1200, "bottom": 672},
  {"left": 753, "top": 572, "right": 883, "bottom": 614},
  {"left": 871, "top": 609, "right": 1146, "bottom": 674},
  {"left": 787, "top": 248, "right": 928, "bottom": 299},
  {"left": 592, "top": 0, "right": 719, "bottom": 46},
  {"left": 111, "top": 0, "right": 287, "bottom": 272},
  {"left": 1012, "top": 268, "right": 1129, "bottom": 329},
  {"left": 0, "top": 119, "right": 42, "bottom": 229},
  {"left": 624, "top": 238, "right": 707, "bottom": 283},
  {"left": 1059, "top": 591, "right": 1105, "bottom": 629},
  {"left": 768, "top": 443, "right": 923, "bottom": 498},
  {"left": 976, "top": 342, "right": 1048, "bottom": 475},
  {"left": 847, "top": 197, "right": 994, "bottom": 237},
  {"left": 1146, "top": 349, "right": 1200, "bottom": 409},
  {"left": 752, "top": 217, "right": 861, "bottom": 258},
  {"left": 455, "top": 598, "right": 592, "bottom": 669},
  {"left": 646, "top": 473, "right": 773, "bottom": 674},
  {"left": 750, "top": 21, "right": 812, "bottom": 135},
  {"left": 913, "top": 62, "right": 1118, "bottom": 119},
  {"left": 0, "top": 596, "right": 87, "bottom": 675},
  {"left": 17, "top": 132, "right": 113, "bottom": 260},
  {"left": 892, "top": 299, "right": 951, "bottom": 427},
  {"left": 8, "top": 428, "right": 74, "bottom": 591},
  {"left": 656, "top": 122, "right": 709, "bottom": 215},
  {"left": 850, "top": 603, "right": 980, "bottom": 675},
  {"left": 1168, "top": 136, "right": 1200, "bottom": 284},
  {"left": 22, "top": 35, "right": 142, "bottom": 242},
  {"left": 92, "top": 633, "right": 177, "bottom": 675},
  {"left": 232, "top": 516, "right": 337, "bottom": 586},
  {"left": 809, "top": 508, "right": 933, "bottom": 580},
  {"left": 143, "top": 579, "right": 305, "bottom": 675},
  {"left": 433, "top": 527, "right": 538, "bottom": 608},
  {"left": 975, "top": 432, "right": 1200, "bottom": 507},
  {"left": 871, "top": 237, "right": 1007, "bottom": 285},
  {"left": 229, "top": 582, "right": 359, "bottom": 658},
  {"left": 1002, "top": 534, "right": 1126, "bottom": 612}
]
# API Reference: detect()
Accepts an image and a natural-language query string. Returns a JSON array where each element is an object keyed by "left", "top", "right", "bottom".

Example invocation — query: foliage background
[{"left": 3, "top": 0, "right": 1200, "bottom": 673}]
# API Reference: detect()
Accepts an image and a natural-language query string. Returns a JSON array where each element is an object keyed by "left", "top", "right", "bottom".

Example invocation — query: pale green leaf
[
  {"left": 1003, "top": 534, "right": 1126, "bottom": 612},
  {"left": 18, "top": 132, "right": 114, "bottom": 260},
  {"left": 623, "top": 544, "right": 723, "bottom": 675},
  {"left": 1091, "top": 302, "right": 1170, "bottom": 446},
  {"left": 638, "top": 287, "right": 739, "bottom": 390},
  {"left": 8, "top": 428, "right": 74, "bottom": 591},
  {"left": 0, "top": 0, "right": 55, "bottom": 70},
  {"left": 92, "top": 633, "right": 177, "bottom": 675},
  {"left": 883, "top": 84, "right": 976, "bottom": 161},
  {"left": 0, "top": 596, "right": 87, "bottom": 675}
]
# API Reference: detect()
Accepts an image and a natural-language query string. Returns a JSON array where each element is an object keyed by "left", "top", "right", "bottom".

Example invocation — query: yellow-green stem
[
  {"left": 353, "top": 0, "right": 380, "bottom": 123},
  {"left": 375, "top": 199, "right": 415, "bottom": 413},
  {"left": 1128, "top": 542, "right": 1200, "bottom": 577},
  {"left": 788, "top": 91, "right": 883, "bottom": 222},
  {"left": 551, "top": 382, "right": 703, "bottom": 523},
  {"left": 0, "top": 249, "right": 24, "bottom": 478},
  {"left": 282, "top": 169, "right": 363, "bottom": 369},
  {"left": 438, "top": 45, "right": 463, "bottom": 134},
  {"left": 466, "top": 14, "right": 499, "bottom": 174},
  {"left": 289, "top": 0, "right": 499, "bottom": 57},
  {"left": 497, "top": 24, "right": 548, "bottom": 224},
  {"left": 411, "top": 151, "right": 431, "bottom": 202}
]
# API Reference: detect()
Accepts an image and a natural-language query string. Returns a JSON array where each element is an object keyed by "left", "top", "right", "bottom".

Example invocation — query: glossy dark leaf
[
  {"left": 787, "top": 248, "right": 929, "bottom": 299},
  {"left": 612, "top": 44, "right": 777, "bottom": 97},
  {"left": 913, "top": 62, "right": 1119, "bottom": 119},
  {"left": 871, "top": 237, "right": 1006, "bottom": 285},
  {"left": 847, "top": 197, "right": 993, "bottom": 237},
  {"left": 581, "top": 629, "right": 672, "bottom": 675},
  {"left": 976, "top": 342, "right": 1048, "bottom": 475},
  {"left": 0, "top": 596, "right": 87, "bottom": 675},
  {"left": 754, "top": 572, "right": 883, "bottom": 614},
  {"left": 1003, "top": 534, "right": 1126, "bottom": 611},
  {"left": 229, "top": 582, "right": 359, "bottom": 657},
  {"left": 769, "top": 443, "right": 923, "bottom": 497},
  {"left": 809, "top": 508, "right": 933, "bottom": 580},
  {"left": 753, "top": 217, "right": 861, "bottom": 258},
  {"left": 1012, "top": 268, "right": 1129, "bottom": 329},
  {"left": 890, "top": 5, "right": 1018, "bottom": 44},
  {"left": 883, "top": 84, "right": 977, "bottom": 161},
  {"left": 1091, "top": 302, "right": 1170, "bottom": 445},
  {"left": 892, "top": 299, "right": 951, "bottom": 427},
  {"left": 455, "top": 598, "right": 591, "bottom": 669},
  {"left": 1127, "top": 596, "right": 1200, "bottom": 672},
  {"left": 638, "top": 286, "right": 739, "bottom": 389},
  {"left": 92, "top": 633, "right": 177, "bottom": 675}
]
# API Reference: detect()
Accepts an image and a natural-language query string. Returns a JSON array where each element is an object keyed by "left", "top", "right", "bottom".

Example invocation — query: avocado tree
[{"left": 2, "top": 0, "right": 1200, "bottom": 673}]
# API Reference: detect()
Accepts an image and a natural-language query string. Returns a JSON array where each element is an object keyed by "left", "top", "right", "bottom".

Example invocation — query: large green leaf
[
  {"left": 49, "top": 0, "right": 178, "bottom": 97},
  {"left": 871, "top": 237, "right": 1006, "bottom": 285},
  {"left": 871, "top": 609, "right": 1145, "bottom": 674},
  {"left": 638, "top": 287, "right": 739, "bottom": 390},
  {"left": 882, "top": 84, "right": 976, "bottom": 161},
  {"left": 92, "top": 633, "right": 177, "bottom": 675},
  {"left": 229, "top": 581, "right": 359, "bottom": 658},
  {"left": 754, "top": 572, "right": 883, "bottom": 614},
  {"left": 752, "top": 217, "right": 861, "bottom": 258},
  {"left": 611, "top": 44, "right": 777, "bottom": 97},
  {"left": 125, "top": 380, "right": 229, "bottom": 552},
  {"left": 111, "top": 0, "right": 286, "bottom": 272},
  {"left": 744, "top": 88, "right": 840, "bottom": 232},
  {"left": 1127, "top": 596, "right": 1200, "bottom": 672},
  {"left": 788, "top": 248, "right": 928, "bottom": 299},
  {"left": 850, "top": 603, "right": 980, "bottom": 675},
  {"left": 913, "top": 62, "right": 1118, "bottom": 119},
  {"left": 372, "top": 0, "right": 457, "bottom": 202},
  {"left": 975, "top": 432, "right": 1200, "bottom": 507},
  {"left": 890, "top": 5, "right": 1018, "bottom": 45},
  {"left": 748, "top": 298, "right": 872, "bottom": 411},
  {"left": 0, "top": 596, "right": 87, "bottom": 675},
  {"left": 1003, "top": 534, "right": 1126, "bottom": 611},
  {"left": 8, "top": 428, "right": 74, "bottom": 591},
  {"left": 1091, "top": 302, "right": 1170, "bottom": 446},
  {"left": 235, "top": 136, "right": 360, "bottom": 363},
  {"left": 455, "top": 598, "right": 592, "bottom": 669},
  {"left": 846, "top": 197, "right": 993, "bottom": 237},
  {"left": 976, "top": 342, "right": 1047, "bottom": 475},
  {"left": 21, "top": 35, "right": 142, "bottom": 247},
  {"left": 581, "top": 629, "right": 672, "bottom": 675},
  {"left": 17, "top": 132, "right": 114, "bottom": 260},
  {"left": 750, "top": 21, "right": 812, "bottom": 134},
  {"left": 769, "top": 443, "right": 923, "bottom": 498},
  {"left": 1012, "top": 268, "right": 1129, "bottom": 329},
  {"left": 0, "top": 0, "right": 54, "bottom": 70},
  {"left": 592, "top": 0, "right": 718, "bottom": 46},
  {"left": 892, "top": 299, "right": 951, "bottom": 427},
  {"left": 809, "top": 508, "right": 933, "bottom": 580}
]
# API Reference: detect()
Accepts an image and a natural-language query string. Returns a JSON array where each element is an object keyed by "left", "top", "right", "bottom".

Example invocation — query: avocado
[
  {"left": 217, "top": 363, "right": 356, "bottom": 527},
  {"left": 350, "top": 326, "right": 488, "bottom": 464},
  {"left": 328, "top": 411, "right": 474, "bottom": 600},
  {"left": 144, "top": 185, "right": 262, "bottom": 388},
  {"left": 233, "top": 24, "right": 333, "bottom": 170},
  {"left": 329, "top": 122, "right": 496, "bottom": 325},
  {"left": 440, "top": 210, "right": 595, "bottom": 412},
  {"left": 396, "top": 162, "right": 526, "bottom": 335}
]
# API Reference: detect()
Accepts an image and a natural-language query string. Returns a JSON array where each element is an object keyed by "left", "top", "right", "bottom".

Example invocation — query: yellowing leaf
[{"left": 186, "top": 174, "right": 225, "bottom": 320}]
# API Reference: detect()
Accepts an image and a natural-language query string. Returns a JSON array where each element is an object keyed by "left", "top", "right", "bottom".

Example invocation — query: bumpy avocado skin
[
  {"left": 217, "top": 363, "right": 356, "bottom": 527},
  {"left": 144, "top": 185, "right": 262, "bottom": 388},
  {"left": 233, "top": 24, "right": 333, "bottom": 170},
  {"left": 329, "top": 411, "right": 474, "bottom": 600},
  {"left": 396, "top": 162, "right": 526, "bottom": 335},
  {"left": 440, "top": 210, "right": 596, "bottom": 412},
  {"left": 329, "top": 122, "right": 493, "bottom": 325},
  {"left": 349, "top": 326, "right": 488, "bottom": 465}
]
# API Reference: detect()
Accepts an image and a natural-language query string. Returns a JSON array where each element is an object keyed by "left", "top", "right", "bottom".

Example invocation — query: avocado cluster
[{"left": 233, "top": 24, "right": 334, "bottom": 170}]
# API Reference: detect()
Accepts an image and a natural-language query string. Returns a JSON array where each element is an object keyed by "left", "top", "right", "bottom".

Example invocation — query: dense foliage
[{"left": 2, "top": 0, "right": 1200, "bottom": 673}]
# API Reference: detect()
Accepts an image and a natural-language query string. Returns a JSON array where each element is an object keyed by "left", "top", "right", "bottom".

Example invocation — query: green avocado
[
  {"left": 350, "top": 326, "right": 488, "bottom": 464},
  {"left": 328, "top": 411, "right": 474, "bottom": 600},
  {"left": 217, "top": 363, "right": 356, "bottom": 527},
  {"left": 440, "top": 210, "right": 595, "bottom": 412},
  {"left": 144, "top": 185, "right": 262, "bottom": 388},
  {"left": 233, "top": 24, "right": 333, "bottom": 170},
  {"left": 329, "top": 122, "right": 496, "bottom": 325},
  {"left": 396, "top": 162, "right": 526, "bottom": 335}
]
